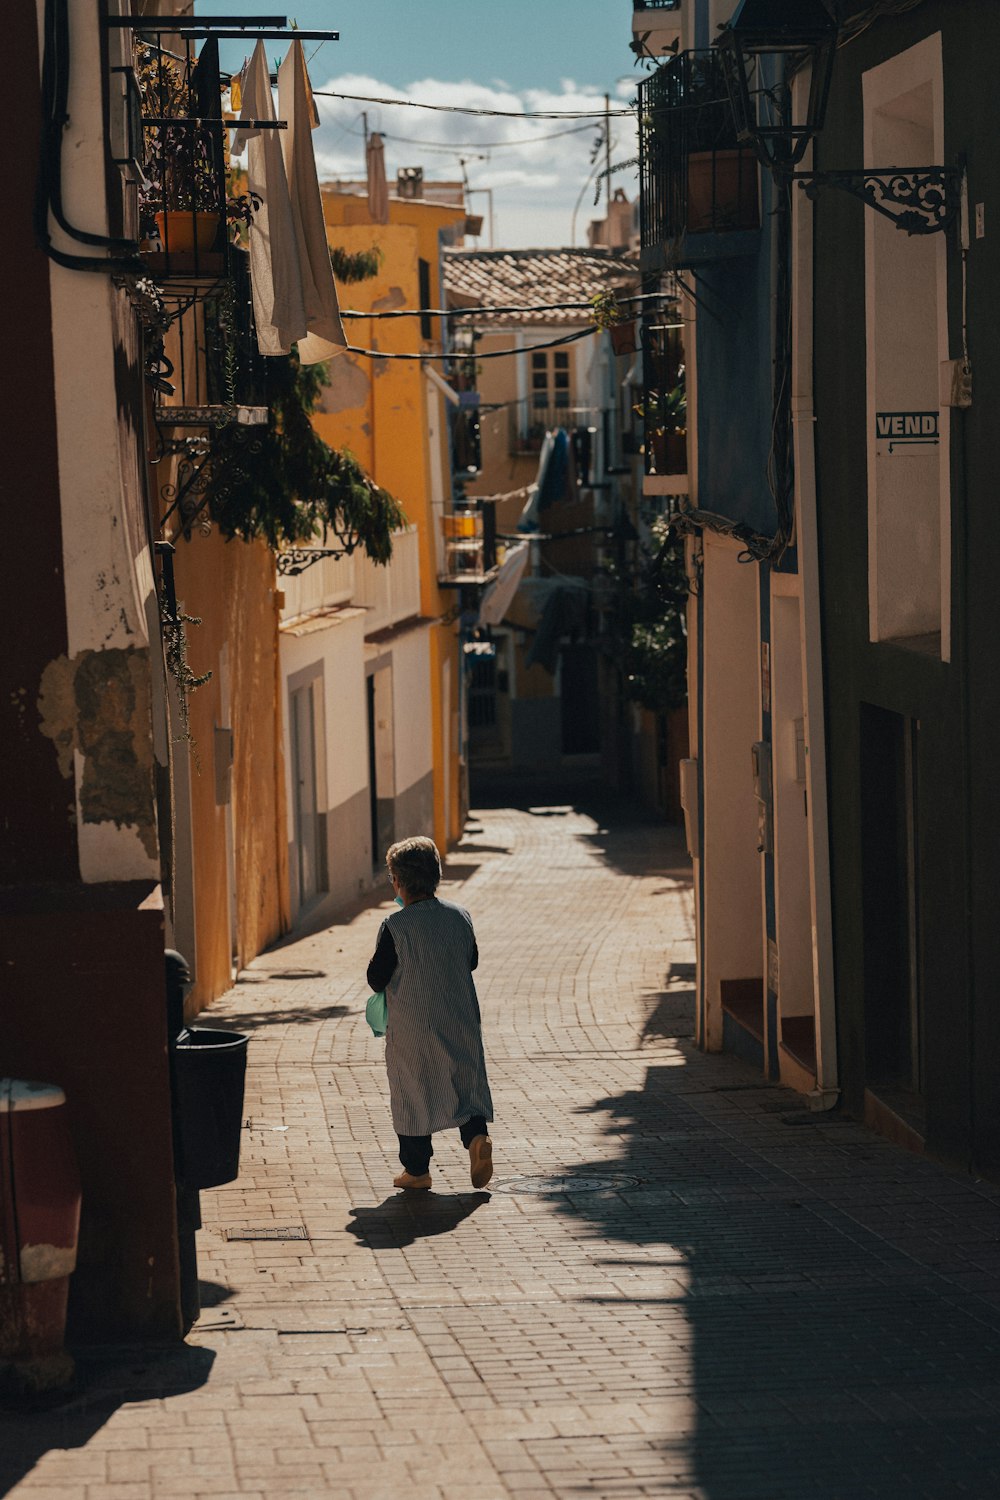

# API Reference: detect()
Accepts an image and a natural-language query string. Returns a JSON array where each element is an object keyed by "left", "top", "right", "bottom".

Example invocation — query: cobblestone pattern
[{"left": 5, "top": 795, "right": 1000, "bottom": 1498}]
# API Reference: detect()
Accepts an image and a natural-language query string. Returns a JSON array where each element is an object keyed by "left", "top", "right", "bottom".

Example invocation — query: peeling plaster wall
[
  {"left": 2, "top": 0, "right": 182, "bottom": 1341},
  {"left": 37, "top": 646, "right": 159, "bottom": 879},
  {"left": 40, "top": 0, "right": 161, "bottom": 885}
]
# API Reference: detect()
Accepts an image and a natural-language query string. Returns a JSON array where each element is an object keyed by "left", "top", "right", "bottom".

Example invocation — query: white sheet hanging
[
  {"left": 478, "top": 541, "right": 530, "bottom": 627},
  {"left": 277, "top": 40, "right": 347, "bottom": 364},
  {"left": 231, "top": 40, "right": 306, "bottom": 356}
]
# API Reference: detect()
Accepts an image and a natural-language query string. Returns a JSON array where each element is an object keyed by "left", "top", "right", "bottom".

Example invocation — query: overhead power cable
[
  {"left": 314, "top": 89, "right": 632, "bottom": 120},
  {"left": 346, "top": 327, "right": 597, "bottom": 361},
  {"left": 333, "top": 119, "right": 597, "bottom": 150},
  {"left": 340, "top": 291, "right": 672, "bottom": 321}
]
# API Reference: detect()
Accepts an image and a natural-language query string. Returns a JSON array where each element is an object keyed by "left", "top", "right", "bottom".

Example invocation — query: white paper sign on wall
[{"left": 875, "top": 410, "right": 939, "bottom": 453}]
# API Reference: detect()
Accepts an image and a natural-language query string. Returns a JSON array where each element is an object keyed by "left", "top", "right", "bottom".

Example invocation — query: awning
[{"left": 478, "top": 541, "right": 530, "bottom": 627}]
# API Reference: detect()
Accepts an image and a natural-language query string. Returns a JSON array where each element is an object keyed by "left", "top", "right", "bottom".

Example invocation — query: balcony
[
  {"left": 279, "top": 550, "right": 356, "bottom": 625},
  {"left": 133, "top": 30, "right": 233, "bottom": 286},
  {"left": 638, "top": 50, "right": 759, "bottom": 271},
  {"left": 641, "top": 313, "right": 688, "bottom": 498},
  {"left": 352, "top": 526, "right": 422, "bottom": 635},
  {"left": 631, "top": 0, "right": 682, "bottom": 61},
  {"left": 153, "top": 249, "right": 268, "bottom": 431},
  {"left": 508, "top": 404, "right": 579, "bottom": 456},
  {"left": 440, "top": 503, "right": 498, "bottom": 586}
]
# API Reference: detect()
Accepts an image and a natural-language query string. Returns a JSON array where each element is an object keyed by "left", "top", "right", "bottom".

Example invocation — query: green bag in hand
[
  {"left": 365, "top": 989, "right": 387, "bottom": 1038},
  {"left": 365, "top": 895, "right": 403, "bottom": 1037}
]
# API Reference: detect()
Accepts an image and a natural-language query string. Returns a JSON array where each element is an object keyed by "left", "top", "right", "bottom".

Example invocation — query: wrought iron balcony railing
[
  {"left": 639, "top": 50, "right": 759, "bottom": 251},
  {"left": 134, "top": 31, "right": 232, "bottom": 283},
  {"left": 509, "top": 404, "right": 577, "bottom": 456},
  {"left": 153, "top": 248, "right": 268, "bottom": 430}
]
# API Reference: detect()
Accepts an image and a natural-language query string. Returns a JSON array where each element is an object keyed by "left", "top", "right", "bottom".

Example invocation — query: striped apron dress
[{"left": 381, "top": 898, "right": 493, "bottom": 1136}]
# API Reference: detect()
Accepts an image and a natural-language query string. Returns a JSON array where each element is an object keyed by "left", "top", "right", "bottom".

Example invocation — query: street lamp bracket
[{"left": 791, "top": 166, "right": 961, "bottom": 236}]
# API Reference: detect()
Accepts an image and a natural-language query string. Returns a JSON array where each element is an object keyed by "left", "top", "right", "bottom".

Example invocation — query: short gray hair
[{"left": 386, "top": 836, "right": 441, "bottom": 897}]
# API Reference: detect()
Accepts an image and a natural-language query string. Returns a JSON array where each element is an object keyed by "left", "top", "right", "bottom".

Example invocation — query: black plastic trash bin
[{"left": 173, "top": 1027, "right": 249, "bottom": 1189}]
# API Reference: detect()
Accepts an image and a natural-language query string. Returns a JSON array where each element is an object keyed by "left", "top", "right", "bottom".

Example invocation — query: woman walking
[{"left": 367, "top": 836, "right": 494, "bottom": 1191}]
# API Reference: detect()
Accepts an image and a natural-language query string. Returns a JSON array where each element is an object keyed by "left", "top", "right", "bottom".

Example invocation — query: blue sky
[{"left": 200, "top": 1, "right": 641, "bottom": 247}]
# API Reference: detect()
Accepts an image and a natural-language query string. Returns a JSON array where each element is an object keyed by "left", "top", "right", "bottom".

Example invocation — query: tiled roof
[{"left": 442, "top": 247, "right": 639, "bottom": 325}]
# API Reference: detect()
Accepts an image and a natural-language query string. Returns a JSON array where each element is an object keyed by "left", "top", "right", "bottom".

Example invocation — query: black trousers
[{"left": 397, "top": 1116, "right": 488, "bottom": 1176}]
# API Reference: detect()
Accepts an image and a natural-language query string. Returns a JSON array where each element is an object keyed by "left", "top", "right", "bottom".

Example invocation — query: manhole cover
[
  {"left": 224, "top": 1225, "right": 310, "bottom": 1241},
  {"left": 491, "top": 1175, "right": 641, "bottom": 1196}
]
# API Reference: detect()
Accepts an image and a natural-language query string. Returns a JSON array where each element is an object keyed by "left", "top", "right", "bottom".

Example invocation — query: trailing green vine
[
  {"left": 609, "top": 517, "right": 688, "bottom": 714},
  {"left": 330, "top": 245, "right": 384, "bottom": 284},
  {"left": 203, "top": 353, "right": 406, "bottom": 558},
  {"left": 160, "top": 603, "right": 212, "bottom": 754}
]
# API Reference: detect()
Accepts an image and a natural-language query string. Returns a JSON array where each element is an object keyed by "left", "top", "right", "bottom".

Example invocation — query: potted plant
[
  {"left": 136, "top": 43, "right": 260, "bottom": 257},
  {"left": 682, "top": 54, "right": 758, "bottom": 233},
  {"left": 591, "top": 290, "right": 637, "bottom": 355},
  {"left": 634, "top": 380, "right": 687, "bottom": 474},
  {"left": 686, "top": 147, "right": 759, "bottom": 233}
]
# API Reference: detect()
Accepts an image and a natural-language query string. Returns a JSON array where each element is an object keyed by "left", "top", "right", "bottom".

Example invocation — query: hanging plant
[
  {"left": 202, "top": 353, "right": 406, "bottom": 557},
  {"left": 330, "top": 245, "right": 384, "bottom": 283},
  {"left": 160, "top": 602, "right": 212, "bottom": 752},
  {"left": 607, "top": 517, "right": 688, "bottom": 714},
  {"left": 590, "top": 290, "right": 624, "bottom": 330}
]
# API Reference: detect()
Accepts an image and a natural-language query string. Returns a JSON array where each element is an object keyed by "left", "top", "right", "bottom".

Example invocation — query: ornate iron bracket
[
  {"left": 275, "top": 547, "right": 352, "bottom": 577},
  {"left": 791, "top": 166, "right": 961, "bottom": 236}
]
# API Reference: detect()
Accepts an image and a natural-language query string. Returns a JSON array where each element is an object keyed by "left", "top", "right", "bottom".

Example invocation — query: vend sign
[{"left": 875, "top": 410, "right": 939, "bottom": 453}]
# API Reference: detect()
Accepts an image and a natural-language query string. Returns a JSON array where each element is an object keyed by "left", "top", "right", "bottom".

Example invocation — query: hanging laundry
[
  {"left": 277, "top": 40, "right": 347, "bottom": 364},
  {"left": 232, "top": 40, "right": 306, "bottom": 356},
  {"left": 367, "top": 132, "right": 390, "bottom": 226},
  {"left": 572, "top": 427, "right": 592, "bottom": 486},
  {"left": 525, "top": 578, "right": 589, "bottom": 673},
  {"left": 517, "top": 428, "right": 570, "bottom": 532},
  {"left": 478, "top": 541, "right": 530, "bottom": 627}
]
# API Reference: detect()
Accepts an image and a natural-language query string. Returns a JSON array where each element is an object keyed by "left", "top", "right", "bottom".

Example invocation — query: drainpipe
[{"left": 790, "top": 81, "right": 839, "bottom": 1111}]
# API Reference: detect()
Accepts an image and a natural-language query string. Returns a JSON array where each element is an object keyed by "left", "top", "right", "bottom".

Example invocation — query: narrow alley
[{"left": 5, "top": 794, "right": 1000, "bottom": 1499}]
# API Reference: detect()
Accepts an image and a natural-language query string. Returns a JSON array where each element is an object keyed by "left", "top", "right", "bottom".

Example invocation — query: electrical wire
[
  {"left": 340, "top": 292, "right": 671, "bottom": 321},
  {"left": 346, "top": 326, "right": 597, "bottom": 361},
  {"left": 313, "top": 89, "right": 632, "bottom": 120},
  {"left": 36, "top": 0, "right": 144, "bottom": 270},
  {"left": 335, "top": 119, "right": 598, "bottom": 150}
]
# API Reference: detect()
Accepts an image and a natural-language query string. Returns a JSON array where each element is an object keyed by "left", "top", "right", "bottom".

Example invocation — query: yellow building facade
[{"left": 310, "top": 191, "right": 469, "bottom": 855}]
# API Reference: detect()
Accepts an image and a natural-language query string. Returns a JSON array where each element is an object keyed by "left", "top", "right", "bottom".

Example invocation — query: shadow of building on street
[
  {"left": 0, "top": 1344, "right": 215, "bottom": 1496},
  {"left": 548, "top": 1052, "right": 1000, "bottom": 1498}
]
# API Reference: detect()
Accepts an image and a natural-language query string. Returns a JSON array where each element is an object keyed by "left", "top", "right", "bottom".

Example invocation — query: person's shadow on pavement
[{"left": 346, "top": 1192, "right": 490, "bottom": 1249}]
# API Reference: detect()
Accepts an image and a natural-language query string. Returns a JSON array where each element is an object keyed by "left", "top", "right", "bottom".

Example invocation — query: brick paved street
[{"left": 6, "top": 791, "right": 1000, "bottom": 1498}]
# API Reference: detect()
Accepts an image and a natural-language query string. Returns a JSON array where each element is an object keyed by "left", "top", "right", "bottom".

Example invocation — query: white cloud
[{"left": 309, "top": 70, "right": 640, "bottom": 249}]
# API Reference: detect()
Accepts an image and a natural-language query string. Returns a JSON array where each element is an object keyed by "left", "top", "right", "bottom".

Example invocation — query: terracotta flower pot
[
  {"left": 685, "top": 150, "right": 759, "bottom": 234},
  {"left": 155, "top": 210, "right": 219, "bottom": 255},
  {"left": 609, "top": 320, "right": 638, "bottom": 356},
  {"left": 650, "top": 429, "right": 687, "bottom": 475}
]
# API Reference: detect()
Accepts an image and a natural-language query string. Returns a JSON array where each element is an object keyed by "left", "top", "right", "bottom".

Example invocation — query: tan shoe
[
  {"left": 393, "top": 1170, "right": 432, "bottom": 1190},
  {"left": 468, "top": 1134, "right": 493, "bottom": 1189}
]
